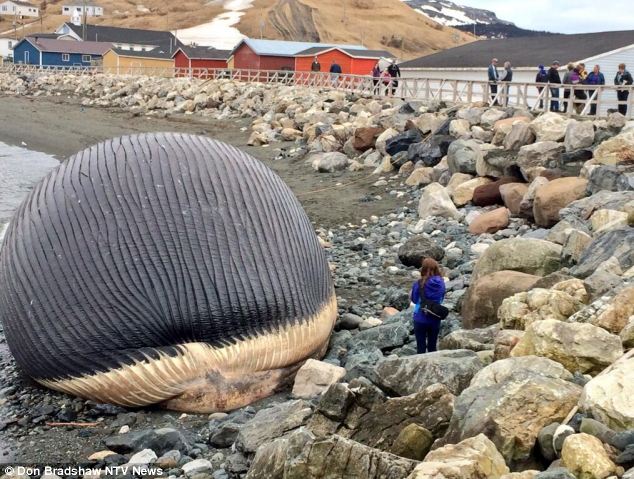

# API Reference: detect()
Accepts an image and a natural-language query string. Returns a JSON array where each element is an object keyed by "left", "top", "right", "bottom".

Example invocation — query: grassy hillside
[{"left": 0, "top": 0, "right": 473, "bottom": 60}]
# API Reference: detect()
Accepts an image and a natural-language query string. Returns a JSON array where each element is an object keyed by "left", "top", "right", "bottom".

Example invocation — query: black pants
[
  {"left": 413, "top": 321, "right": 440, "bottom": 354},
  {"left": 373, "top": 79, "right": 379, "bottom": 95},
  {"left": 618, "top": 90, "right": 630, "bottom": 115},
  {"left": 391, "top": 79, "right": 398, "bottom": 96},
  {"left": 490, "top": 83, "right": 498, "bottom": 104},
  {"left": 550, "top": 88, "right": 560, "bottom": 111}
]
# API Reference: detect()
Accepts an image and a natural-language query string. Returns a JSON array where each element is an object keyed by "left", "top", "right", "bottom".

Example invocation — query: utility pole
[
  {"left": 82, "top": 0, "right": 87, "bottom": 40},
  {"left": 259, "top": 19, "right": 264, "bottom": 39}
]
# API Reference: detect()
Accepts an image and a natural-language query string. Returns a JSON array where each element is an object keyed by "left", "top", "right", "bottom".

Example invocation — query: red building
[
  {"left": 229, "top": 38, "right": 392, "bottom": 72},
  {"left": 295, "top": 47, "right": 393, "bottom": 75},
  {"left": 173, "top": 46, "right": 231, "bottom": 76}
]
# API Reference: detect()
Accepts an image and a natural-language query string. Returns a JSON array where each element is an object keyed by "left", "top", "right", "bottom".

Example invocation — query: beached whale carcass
[{"left": 0, "top": 133, "right": 336, "bottom": 412}]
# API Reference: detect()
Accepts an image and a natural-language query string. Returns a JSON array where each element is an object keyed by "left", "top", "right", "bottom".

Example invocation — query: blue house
[{"left": 12, "top": 36, "right": 111, "bottom": 66}]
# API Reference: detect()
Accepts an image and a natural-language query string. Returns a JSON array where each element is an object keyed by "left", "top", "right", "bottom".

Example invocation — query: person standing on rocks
[
  {"left": 615, "top": 63, "right": 633, "bottom": 115},
  {"left": 585, "top": 65, "right": 605, "bottom": 115},
  {"left": 548, "top": 60, "right": 562, "bottom": 111},
  {"left": 410, "top": 258, "right": 446, "bottom": 354},
  {"left": 330, "top": 60, "right": 342, "bottom": 87},
  {"left": 488, "top": 58, "right": 500, "bottom": 105}
]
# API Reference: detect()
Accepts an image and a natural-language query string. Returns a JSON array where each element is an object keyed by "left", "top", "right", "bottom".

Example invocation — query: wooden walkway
[{"left": 2, "top": 64, "right": 633, "bottom": 118}]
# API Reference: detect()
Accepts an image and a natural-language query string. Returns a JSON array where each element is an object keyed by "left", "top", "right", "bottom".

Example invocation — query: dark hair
[{"left": 419, "top": 257, "right": 442, "bottom": 288}]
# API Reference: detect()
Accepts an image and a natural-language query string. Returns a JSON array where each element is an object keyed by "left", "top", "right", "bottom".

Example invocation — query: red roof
[{"left": 26, "top": 37, "right": 112, "bottom": 55}]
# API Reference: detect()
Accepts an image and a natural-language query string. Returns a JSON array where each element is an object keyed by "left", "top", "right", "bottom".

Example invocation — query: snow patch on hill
[
  {"left": 175, "top": 0, "right": 253, "bottom": 49},
  {"left": 403, "top": 0, "right": 512, "bottom": 27}
]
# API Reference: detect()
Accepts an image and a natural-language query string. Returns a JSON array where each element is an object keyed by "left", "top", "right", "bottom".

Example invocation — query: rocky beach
[{"left": 0, "top": 71, "right": 633, "bottom": 479}]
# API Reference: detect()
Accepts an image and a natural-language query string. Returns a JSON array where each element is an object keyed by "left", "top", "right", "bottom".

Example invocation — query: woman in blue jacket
[{"left": 410, "top": 257, "right": 446, "bottom": 354}]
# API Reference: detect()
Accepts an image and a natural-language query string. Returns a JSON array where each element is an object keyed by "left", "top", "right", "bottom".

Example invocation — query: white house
[
  {"left": 62, "top": 2, "right": 103, "bottom": 18},
  {"left": 0, "top": 36, "right": 16, "bottom": 59},
  {"left": 400, "top": 30, "right": 634, "bottom": 114},
  {"left": 0, "top": 0, "right": 39, "bottom": 17}
]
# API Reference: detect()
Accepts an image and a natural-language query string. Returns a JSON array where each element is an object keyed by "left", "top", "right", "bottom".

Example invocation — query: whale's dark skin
[{"left": 0, "top": 133, "right": 336, "bottom": 412}]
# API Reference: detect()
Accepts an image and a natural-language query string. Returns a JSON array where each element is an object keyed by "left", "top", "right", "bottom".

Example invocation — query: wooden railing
[{"left": 2, "top": 63, "right": 633, "bottom": 118}]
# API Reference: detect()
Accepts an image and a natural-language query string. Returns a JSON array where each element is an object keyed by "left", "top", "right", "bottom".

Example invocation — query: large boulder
[
  {"left": 476, "top": 149, "right": 517, "bottom": 178},
  {"left": 246, "top": 429, "right": 418, "bottom": 479},
  {"left": 418, "top": 183, "right": 462, "bottom": 220},
  {"left": 462, "top": 271, "right": 540, "bottom": 329},
  {"left": 311, "top": 152, "right": 350, "bottom": 172},
  {"left": 573, "top": 227, "right": 634, "bottom": 278},
  {"left": 408, "top": 135, "right": 453, "bottom": 167},
  {"left": 500, "top": 183, "right": 529, "bottom": 215},
  {"left": 472, "top": 238, "right": 562, "bottom": 280},
  {"left": 594, "top": 129, "right": 634, "bottom": 165},
  {"left": 447, "top": 139, "right": 482, "bottom": 174},
  {"left": 561, "top": 433, "right": 617, "bottom": 479},
  {"left": 481, "top": 109, "right": 508, "bottom": 128},
  {"left": 405, "top": 167, "right": 435, "bottom": 187},
  {"left": 438, "top": 356, "right": 581, "bottom": 463},
  {"left": 533, "top": 177, "right": 588, "bottom": 227},
  {"left": 498, "top": 288, "right": 585, "bottom": 330},
  {"left": 472, "top": 177, "right": 518, "bottom": 207},
  {"left": 451, "top": 177, "right": 493, "bottom": 207},
  {"left": 375, "top": 350, "right": 483, "bottom": 396},
  {"left": 398, "top": 235, "right": 445, "bottom": 267},
  {"left": 292, "top": 360, "right": 346, "bottom": 399},
  {"left": 440, "top": 325, "right": 500, "bottom": 352},
  {"left": 504, "top": 121, "right": 536, "bottom": 151},
  {"left": 376, "top": 128, "right": 399, "bottom": 155},
  {"left": 517, "top": 141, "right": 565, "bottom": 180},
  {"left": 390, "top": 424, "right": 434, "bottom": 460},
  {"left": 236, "top": 400, "right": 313, "bottom": 453},
  {"left": 588, "top": 285, "right": 634, "bottom": 333},
  {"left": 511, "top": 319, "right": 624, "bottom": 375},
  {"left": 386, "top": 129, "right": 423, "bottom": 156},
  {"left": 564, "top": 120, "right": 595, "bottom": 152},
  {"left": 530, "top": 112, "right": 571, "bottom": 142},
  {"left": 407, "top": 434, "right": 509, "bottom": 479},
  {"left": 449, "top": 119, "right": 472, "bottom": 139},
  {"left": 519, "top": 176, "right": 549, "bottom": 219},
  {"left": 579, "top": 357, "right": 634, "bottom": 430},
  {"left": 457, "top": 107, "right": 486, "bottom": 125},
  {"left": 468, "top": 207, "right": 510, "bottom": 235},
  {"left": 353, "top": 126, "right": 384, "bottom": 151}
]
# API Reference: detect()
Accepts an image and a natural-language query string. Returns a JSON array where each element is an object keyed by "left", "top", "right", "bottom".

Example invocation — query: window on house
[
  {"left": 62, "top": 53, "right": 70, "bottom": 62},
  {"left": 82, "top": 54, "right": 91, "bottom": 62},
  {"left": 8, "top": 41, "right": 12, "bottom": 48}
]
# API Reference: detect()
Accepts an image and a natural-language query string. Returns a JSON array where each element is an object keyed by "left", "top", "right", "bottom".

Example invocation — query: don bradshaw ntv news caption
[{"left": 3, "top": 465, "right": 166, "bottom": 476}]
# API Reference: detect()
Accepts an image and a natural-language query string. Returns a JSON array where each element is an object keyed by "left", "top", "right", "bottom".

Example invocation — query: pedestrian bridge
[{"left": 2, "top": 64, "right": 633, "bottom": 119}]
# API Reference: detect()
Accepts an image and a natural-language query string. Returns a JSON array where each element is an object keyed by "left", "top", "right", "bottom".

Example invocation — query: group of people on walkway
[
  {"left": 310, "top": 56, "right": 402, "bottom": 94},
  {"left": 489, "top": 58, "right": 634, "bottom": 115},
  {"left": 371, "top": 60, "right": 401, "bottom": 96}
]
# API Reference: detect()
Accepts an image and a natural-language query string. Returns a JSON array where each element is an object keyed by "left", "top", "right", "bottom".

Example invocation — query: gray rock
[
  {"left": 439, "top": 325, "right": 499, "bottom": 352},
  {"left": 310, "top": 152, "right": 350, "bottom": 172},
  {"left": 104, "top": 428, "right": 191, "bottom": 455},
  {"left": 344, "top": 348, "right": 384, "bottom": 383},
  {"left": 573, "top": 227, "right": 634, "bottom": 278},
  {"left": 246, "top": 429, "right": 417, "bottom": 479},
  {"left": 375, "top": 350, "right": 483, "bottom": 396},
  {"left": 235, "top": 400, "right": 313, "bottom": 453},
  {"left": 407, "top": 135, "right": 453, "bottom": 167},
  {"left": 535, "top": 468, "right": 576, "bottom": 479},
  {"left": 317, "top": 383, "right": 355, "bottom": 421},
  {"left": 579, "top": 418, "right": 616, "bottom": 446},
  {"left": 553, "top": 424, "right": 575, "bottom": 456},
  {"left": 385, "top": 129, "right": 423, "bottom": 156},
  {"left": 355, "top": 322, "right": 410, "bottom": 352},
  {"left": 538, "top": 422, "right": 561, "bottom": 461},
  {"left": 182, "top": 458, "right": 213, "bottom": 476},
  {"left": 447, "top": 139, "right": 482, "bottom": 175},
  {"left": 336, "top": 313, "right": 364, "bottom": 330},
  {"left": 397, "top": 235, "right": 445, "bottom": 267}
]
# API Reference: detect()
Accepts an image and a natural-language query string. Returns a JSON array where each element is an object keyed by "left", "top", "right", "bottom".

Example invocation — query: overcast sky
[{"left": 456, "top": 0, "right": 633, "bottom": 34}]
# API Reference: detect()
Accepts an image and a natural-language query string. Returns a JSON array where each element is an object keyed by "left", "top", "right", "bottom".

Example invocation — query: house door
[{"left": 24, "top": 51, "right": 29, "bottom": 63}]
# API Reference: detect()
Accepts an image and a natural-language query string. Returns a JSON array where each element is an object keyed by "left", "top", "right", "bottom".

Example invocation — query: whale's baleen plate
[{"left": 0, "top": 133, "right": 336, "bottom": 412}]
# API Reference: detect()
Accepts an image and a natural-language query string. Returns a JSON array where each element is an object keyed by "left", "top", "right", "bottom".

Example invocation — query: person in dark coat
[
  {"left": 615, "top": 63, "right": 634, "bottom": 115},
  {"left": 311, "top": 56, "right": 321, "bottom": 72},
  {"left": 488, "top": 57, "right": 499, "bottom": 105},
  {"left": 562, "top": 63, "right": 574, "bottom": 113},
  {"left": 535, "top": 64, "right": 549, "bottom": 109},
  {"left": 387, "top": 59, "right": 400, "bottom": 96},
  {"left": 548, "top": 60, "right": 562, "bottom": 111},
  {"left": 500, "top": 61, "right": 513, "bottom": 105},
  {"left": 372, "top": 61, "right": 381, "bottom": 95},
  {"left": 329, "top": 60, "right": 342, "bottom": 86},
  {"left": 410, "top": 257, "right": 446, "bottom": 354},
  {"left": 585, "top": 64, "right": 605, "bottom": 115}
]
